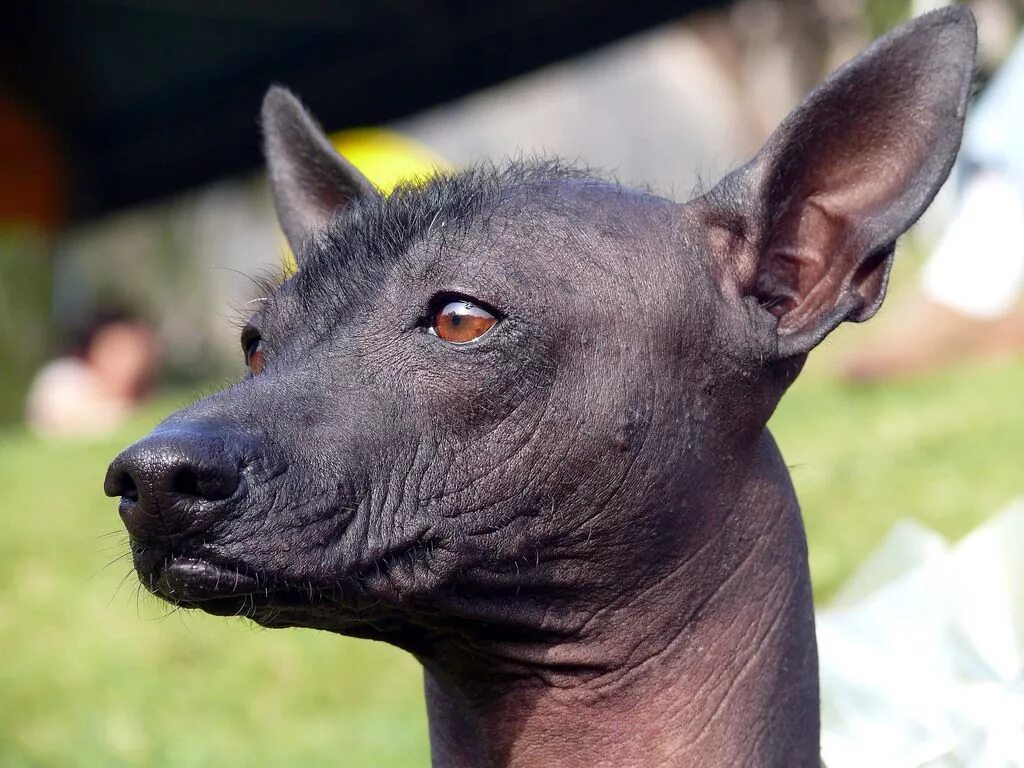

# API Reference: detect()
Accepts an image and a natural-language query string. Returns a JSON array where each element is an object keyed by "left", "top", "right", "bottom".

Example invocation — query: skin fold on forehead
[{"left": 284, "top": 163, "right": 676, "bottom": 296}]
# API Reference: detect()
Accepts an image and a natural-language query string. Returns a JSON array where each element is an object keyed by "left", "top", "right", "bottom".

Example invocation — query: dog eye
[
  {"left": 430, "top": 299, "right": 498, "bottom": 344},
  {"left": 242, "top": 331, "right": 265, "bottom": 375}
]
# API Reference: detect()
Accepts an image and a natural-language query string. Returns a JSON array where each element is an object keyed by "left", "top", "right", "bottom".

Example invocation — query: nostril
[
  {"left": 171, "top": 466, "right": 201, "bottom": 497},
  {"left": 104, "top": 461, "right": 139, "bottom": 500},
  {"left": 119, "top": 472, "right": 139, "bottom": 502},
  {"left": 169, "top": 463, "right": 239, "bottom": 501}
]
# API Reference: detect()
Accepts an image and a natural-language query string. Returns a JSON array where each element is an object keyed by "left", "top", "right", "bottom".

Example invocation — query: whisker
[
  {"left": 88, "top": 551, "right": 133, "bottom": 582},
  {"left": 92, "top": 530, "right": 128, "bottom": 541},
  {"left": 108, "top": 569, "right": 137, "bottom": 607}
]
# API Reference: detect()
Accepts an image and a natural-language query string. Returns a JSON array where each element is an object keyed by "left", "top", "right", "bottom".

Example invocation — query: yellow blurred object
[
  {"left": 331, "top": 129, "right": 447, "bottom": 194},
  {"left": 280, "top": 128, "right": 447, "bottom": 276}
]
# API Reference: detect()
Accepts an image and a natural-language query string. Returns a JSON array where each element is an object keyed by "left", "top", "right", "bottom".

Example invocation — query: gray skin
[{"left": 105, "top": 8, "right": 975, "bottom": 767}]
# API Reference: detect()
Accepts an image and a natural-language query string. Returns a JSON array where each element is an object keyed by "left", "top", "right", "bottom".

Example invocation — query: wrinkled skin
[
  {"left": 117, "top": 178, "right": 750, "bottom": 647},
  {"left": 106, "top": 9, "right": 976, "bottom": 767}
]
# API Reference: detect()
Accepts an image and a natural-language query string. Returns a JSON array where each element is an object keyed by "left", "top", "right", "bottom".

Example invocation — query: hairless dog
[{"left": 106, "top": 8, "right": 976, "bottom": 766}]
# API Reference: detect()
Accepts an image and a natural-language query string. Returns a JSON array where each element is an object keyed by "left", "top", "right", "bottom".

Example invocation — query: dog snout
[{"left": 105, "top": 426, "right": 246, "bottom": 541}]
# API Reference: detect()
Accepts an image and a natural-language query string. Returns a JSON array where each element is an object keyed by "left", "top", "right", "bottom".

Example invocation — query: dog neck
[{"left": 421, "top": 431, "right": 820, "bottom": 768}]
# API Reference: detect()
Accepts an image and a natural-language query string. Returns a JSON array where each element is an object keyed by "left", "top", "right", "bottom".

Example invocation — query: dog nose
[{"left": 105, "top": 427, "right": 244, "bottom": 541}]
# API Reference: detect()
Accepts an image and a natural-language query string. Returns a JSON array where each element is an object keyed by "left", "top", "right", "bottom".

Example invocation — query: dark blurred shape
[
  {"left": 0, "top": 98, "right": 66, "bottom": 228},
  {"left": 1, "top": 0, "right": 727, "bottom": 224}
]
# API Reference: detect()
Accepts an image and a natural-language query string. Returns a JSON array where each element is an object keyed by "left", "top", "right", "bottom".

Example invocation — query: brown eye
[
  {"left": 431, "top": 300, "right": 498, "bottom": 344},
  {"left": 243, "top": 334, "right": 265, "bottom": 375}
]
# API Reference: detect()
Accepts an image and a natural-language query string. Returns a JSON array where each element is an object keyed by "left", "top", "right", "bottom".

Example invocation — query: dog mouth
[
  {"left": 137, "top": 550, "right": 354, "bottom": 622},
  {"left": 149, "top": 555, "right": 268, "bottom": 615},
  {"left": 157, "top": 556, "right": 258, "bottom": 599},
  {"left": 130, "top": 537, "right": 425, "bottom": 634}
]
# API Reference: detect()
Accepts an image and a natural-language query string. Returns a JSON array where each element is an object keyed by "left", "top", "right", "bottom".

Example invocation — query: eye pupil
[{"left": 432, "top": 299, "right": 497, "bottom": 343}]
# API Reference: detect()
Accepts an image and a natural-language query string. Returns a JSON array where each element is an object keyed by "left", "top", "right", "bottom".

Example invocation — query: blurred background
[{"left": 2, "top": 0, "right": 1023, "bottom": 765}]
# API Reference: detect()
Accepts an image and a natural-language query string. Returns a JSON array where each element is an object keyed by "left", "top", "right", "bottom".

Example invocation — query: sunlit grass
[{"left": 776, "top": 352, "right": 1024, "bottom": 598}]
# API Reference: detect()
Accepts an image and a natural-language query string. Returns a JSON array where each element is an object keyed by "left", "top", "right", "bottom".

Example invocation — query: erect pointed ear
[
  {"left": 261, "top": 86, "right": 380, "bottom": 258},
  {"left": 707, "top": 7, "right": 976, "bottom": 359}
]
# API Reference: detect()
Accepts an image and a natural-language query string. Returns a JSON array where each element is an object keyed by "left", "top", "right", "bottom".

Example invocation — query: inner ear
[
  {"left": 754, "top": 166, "right": 899, "bottom": 333},
  {"left": 718, "top": 7, "right": 976, "bottom": 358},
  {"left": 754, "top": 84, "right": 930, "bottom": 331}
]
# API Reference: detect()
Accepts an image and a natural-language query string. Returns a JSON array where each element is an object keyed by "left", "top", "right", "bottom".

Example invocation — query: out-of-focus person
[
  {"left": 843, "top": 25, "right": 1024, "bottom": 382},
  {"left": 25, "top": 313, "right": 161, "bottom": 438}
]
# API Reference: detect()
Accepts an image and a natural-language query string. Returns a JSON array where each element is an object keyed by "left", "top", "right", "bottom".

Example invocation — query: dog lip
[{"left": 156, "top": 556, "right": 261, "bottom": 603}]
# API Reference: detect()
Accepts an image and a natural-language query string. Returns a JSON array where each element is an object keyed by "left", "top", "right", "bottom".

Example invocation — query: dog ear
[
  {"left": 708, "top": 7, "right": 976, "bottom": 358},
  {"left": 261, "top": 86, "right": 380, "bottom": 259}
]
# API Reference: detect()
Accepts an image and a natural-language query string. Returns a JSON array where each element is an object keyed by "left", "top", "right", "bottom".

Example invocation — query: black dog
[{"left": 106, "top": 9, "right": 975, "bottom": 766}]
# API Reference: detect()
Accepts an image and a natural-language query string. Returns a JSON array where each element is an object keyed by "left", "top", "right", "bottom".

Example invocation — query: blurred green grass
[{"left": 2, "top": 351, "right": 1023, "bottom": 766}]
